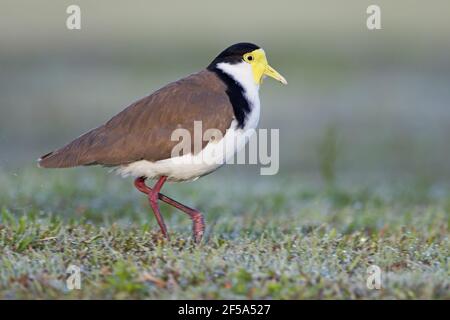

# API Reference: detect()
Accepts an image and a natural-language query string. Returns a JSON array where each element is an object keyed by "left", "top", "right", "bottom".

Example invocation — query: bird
[{"left": 38, "top": 42, "right": 287, "bottom": 243}]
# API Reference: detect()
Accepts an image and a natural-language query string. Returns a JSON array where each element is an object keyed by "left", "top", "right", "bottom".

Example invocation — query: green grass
[{"left": 0, "top": 168, "right": 448, "bottom": 299}]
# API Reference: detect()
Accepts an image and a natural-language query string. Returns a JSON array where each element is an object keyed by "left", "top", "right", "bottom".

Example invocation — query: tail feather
[
  {"left": 37, "top": 152, "right": 55, "bottom": 168},
  {"left": 37, "top": 148, "right": 95, "bottom": 168},
  {"left": 37, "top": 129, "right": 102, "bottom": 168}
]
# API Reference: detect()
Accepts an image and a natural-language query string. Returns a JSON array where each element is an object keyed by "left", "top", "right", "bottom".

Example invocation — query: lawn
[{"left": 0, "top": 168, "right": 448, "bottom": 299}]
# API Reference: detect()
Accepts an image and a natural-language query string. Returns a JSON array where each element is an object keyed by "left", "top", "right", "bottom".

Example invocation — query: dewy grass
[{"left": 0, "top": 168, "right": 448, "bottom": 299}]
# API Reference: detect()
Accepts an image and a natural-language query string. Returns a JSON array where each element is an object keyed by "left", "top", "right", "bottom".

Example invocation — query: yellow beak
[
  {"left": 248, "top": 49, "right": 287, "bottom": 85},
  {"left": 264, "top": 64, "right": 288, "bottom": 85}
]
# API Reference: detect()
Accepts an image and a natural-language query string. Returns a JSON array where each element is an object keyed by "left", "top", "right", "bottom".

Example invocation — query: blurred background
[{"left": 1, "top": 0, "right": 450, "bottom": 184}]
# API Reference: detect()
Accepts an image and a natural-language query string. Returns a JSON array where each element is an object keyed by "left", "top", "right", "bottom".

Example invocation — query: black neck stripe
[{"left": 208, "top": 66, "right": 251, "bottom": 128}]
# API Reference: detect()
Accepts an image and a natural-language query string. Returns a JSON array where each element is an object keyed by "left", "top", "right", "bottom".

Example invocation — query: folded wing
[{"left": 38, "top": 70, "right": 234, "bottom": 168}]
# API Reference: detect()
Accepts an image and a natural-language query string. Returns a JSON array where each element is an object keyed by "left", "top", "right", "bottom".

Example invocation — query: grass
[{"left": 0, "top": 168, "right": 448, "bottom": 299}]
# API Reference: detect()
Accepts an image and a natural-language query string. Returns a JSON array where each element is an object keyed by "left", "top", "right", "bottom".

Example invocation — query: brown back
[{"left": 38, "top": 70, "right": 234, "bottom": 168}]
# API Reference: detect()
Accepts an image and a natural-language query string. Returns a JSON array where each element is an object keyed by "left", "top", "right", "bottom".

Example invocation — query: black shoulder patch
[{"left": 208, "top": 67, "right": 251, "bottom": 128}]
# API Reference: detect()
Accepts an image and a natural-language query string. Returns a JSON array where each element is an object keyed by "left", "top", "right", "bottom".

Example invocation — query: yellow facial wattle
[{"left": 243, "top": 49, "right": 287, "bottom": 85}]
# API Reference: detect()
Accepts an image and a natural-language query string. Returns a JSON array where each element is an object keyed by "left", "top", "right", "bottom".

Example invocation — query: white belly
[{"left": 116, "top": 119, "right": 258, "bottom": 182}]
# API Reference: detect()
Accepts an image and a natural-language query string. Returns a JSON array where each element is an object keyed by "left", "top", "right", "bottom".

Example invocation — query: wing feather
[{"left": 38, "top": 70, "right": 234, "bottom": 168}]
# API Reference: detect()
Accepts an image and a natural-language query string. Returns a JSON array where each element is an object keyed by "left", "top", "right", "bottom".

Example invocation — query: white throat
[
  {"left": 216, "top": 62, "right": 260, "bottom": 101},
  {"left": 216, "top": 61, "right": 261, "bottom": 130}
]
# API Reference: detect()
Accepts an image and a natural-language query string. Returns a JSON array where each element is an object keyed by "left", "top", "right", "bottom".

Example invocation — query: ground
[{"left": 0, "top": 168, "right": 448, "bottom": 299}]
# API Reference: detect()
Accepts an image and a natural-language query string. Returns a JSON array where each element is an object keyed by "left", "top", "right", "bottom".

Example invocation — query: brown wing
[{"left": 38, "top": 70, "right": 234, "bottom": 168}]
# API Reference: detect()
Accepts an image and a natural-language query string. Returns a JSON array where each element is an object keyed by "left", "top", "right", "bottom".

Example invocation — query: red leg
[
  {"left": 134, "top": 177, "right": 205, "bottom": 243},
  {"left": 134, "top": 177, "right": 151, "bottom": 194},
  {"left": 158, "top": 193, "right": 205, "bottom": 243},
  {"left": 135, "top": 176, "right": 169, "bottom": 240}
]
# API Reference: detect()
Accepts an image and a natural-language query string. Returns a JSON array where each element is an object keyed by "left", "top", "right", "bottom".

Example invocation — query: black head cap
[{"left": 208, "top": 42, "right": 260, "bottom": 69}]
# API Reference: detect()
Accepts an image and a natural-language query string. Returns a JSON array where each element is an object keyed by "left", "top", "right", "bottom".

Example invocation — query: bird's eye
[{"left": 247, "top": 55, "right": 253, "bottom": 61}]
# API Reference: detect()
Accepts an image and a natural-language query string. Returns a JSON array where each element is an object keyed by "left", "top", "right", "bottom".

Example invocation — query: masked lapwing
[{"left": 38, "top": 43, "right": 287, "bottom": 242}]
